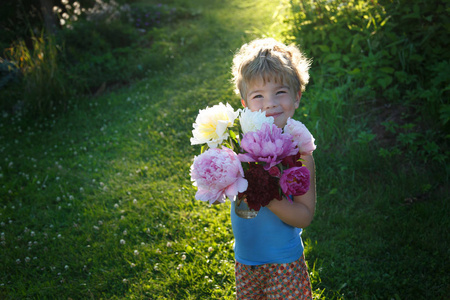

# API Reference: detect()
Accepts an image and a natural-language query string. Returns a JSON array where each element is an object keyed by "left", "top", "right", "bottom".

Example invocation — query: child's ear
[
  {"left": 241, "top": 99, "right": 247, "bottom": 107},
  {"left": 294, "top": 91, "right": 302, "bottom": 109}
]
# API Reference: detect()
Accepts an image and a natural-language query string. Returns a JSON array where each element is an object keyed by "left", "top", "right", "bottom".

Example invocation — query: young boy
[{"left": 230, "top": 38, "right": 315, "bottom": 299}]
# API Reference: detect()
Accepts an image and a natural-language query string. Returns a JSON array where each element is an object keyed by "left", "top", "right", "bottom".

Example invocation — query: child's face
[{"left": 243, "top": 79, "right": 300, "bottom": 128}]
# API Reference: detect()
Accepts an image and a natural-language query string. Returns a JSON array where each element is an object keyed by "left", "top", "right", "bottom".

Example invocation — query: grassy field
[{"left": 1, "top": 0, "right": 449, "bottom": 299}]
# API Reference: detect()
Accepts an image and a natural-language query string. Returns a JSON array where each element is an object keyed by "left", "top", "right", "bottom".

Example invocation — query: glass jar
[{"left": 235, "top": 196, "right": 258, "bottom": 219}]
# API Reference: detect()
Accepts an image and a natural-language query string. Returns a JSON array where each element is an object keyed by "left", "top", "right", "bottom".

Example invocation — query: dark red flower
[
  {"left": 281, "top": 152, "right": 303, "bottom": 168},
  {"left": 238, "top": 163, "right": 282, "bottom": 211},
  {"left": 268, "top": 166, "right": 281, "bottom": 178}
]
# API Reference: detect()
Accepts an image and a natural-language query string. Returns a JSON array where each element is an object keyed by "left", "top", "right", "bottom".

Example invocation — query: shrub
[
  {"left": 2, "top": 32, "right": 71, "bottom": 116},
  {"left": 1, "top": 0, "right": 201, "bottom": 117},
  {"left": 285, "top": 0, "right": 449, "bottom": 163}
]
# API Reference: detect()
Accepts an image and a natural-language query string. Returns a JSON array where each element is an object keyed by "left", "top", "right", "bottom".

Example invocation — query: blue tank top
[{"left": 231, "top": 200, "right": 304, "bottom": 265}]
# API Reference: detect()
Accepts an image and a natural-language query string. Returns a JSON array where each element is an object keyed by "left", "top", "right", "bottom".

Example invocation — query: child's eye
[
  {"left": 276, "top": 90, "right": 287, "bottom": 95},
  {"left": 252, "top": 94, "right": 263, "bottom": 99}
]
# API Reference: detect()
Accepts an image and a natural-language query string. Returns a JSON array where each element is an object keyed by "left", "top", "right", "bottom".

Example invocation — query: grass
[{"left": 1, "top": 0, "right": 449, "bottom": 299}]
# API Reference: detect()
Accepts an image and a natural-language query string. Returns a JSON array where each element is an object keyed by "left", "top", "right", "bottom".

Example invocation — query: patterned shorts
[{"left": 235, "top": 255, "right": 312, "bottom": 299}]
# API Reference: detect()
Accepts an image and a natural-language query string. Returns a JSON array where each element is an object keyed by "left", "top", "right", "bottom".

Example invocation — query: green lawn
[{"left": 1, "top": 0, "right": 448, "bottom": 299}]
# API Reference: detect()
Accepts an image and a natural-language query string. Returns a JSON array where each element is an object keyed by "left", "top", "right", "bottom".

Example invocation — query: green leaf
[
  {"left": 377, "top": 75, "right": 393, "bottom": 89},
  {"left": 324, "top": 53, "right": 341, "bottom": 62},
  {"left": 379, "top": 67, "right": 395, "bottom": 74},
  {"left": 229, "top": 129, "right": 237, "bottom": 142},
  {"left": 347, "top": 68, "right": 361, "bottom": 75},
  {"left": 200, "top": 144, "right": 207, "bottom": 154},
  {"left": 318, "top": 45, "right": 330, "bottom": 53}
]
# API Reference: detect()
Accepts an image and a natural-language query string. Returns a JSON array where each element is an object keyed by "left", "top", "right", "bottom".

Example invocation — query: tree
[{"left": 39, "top": 0, "right": 58, "bottom": 34}]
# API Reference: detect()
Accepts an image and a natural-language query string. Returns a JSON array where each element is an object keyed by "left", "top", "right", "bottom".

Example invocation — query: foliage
[
  {"left": 2, "top": 32, "right": 71, "bottom": 116},
  {"left": 285, "top": 0, "right": 449, "bottom": 163},
  {"left": 282, "top": 0, "right": 450, "bottom": 298},
  {"left": 0, "top": 0, "right": 201, "bottom": 117}
]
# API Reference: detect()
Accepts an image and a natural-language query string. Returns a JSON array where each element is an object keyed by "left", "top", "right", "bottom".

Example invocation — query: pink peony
[
  {"left": 283, "top": 118, "right": 316, "bottom": 156},
  {"left": 238, "top": 123, "right": 298, "bottom": 170},
  {"left": 279, "top": 166, "right": 310, "bottom": 196},
  {"left": 190, "top": 147, "right": 248, "bottom": 205}
]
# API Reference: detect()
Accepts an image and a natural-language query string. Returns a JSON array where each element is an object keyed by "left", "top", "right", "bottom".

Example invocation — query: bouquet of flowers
[{"left": 189, "top": 102, "right": 316, "bottom": 213}]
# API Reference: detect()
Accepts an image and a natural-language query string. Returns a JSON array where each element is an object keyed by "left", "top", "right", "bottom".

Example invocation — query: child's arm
[{"left": 266, "top": 154, "right": 316, "bottom": 228}]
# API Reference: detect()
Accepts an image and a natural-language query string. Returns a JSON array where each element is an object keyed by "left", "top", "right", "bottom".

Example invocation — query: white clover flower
[
  {"left": 62, "top": 0, "right": 69, "bottom": 5},
  {"left": 122, "top": 230, "right": 127, "bottom": 235},
  {"left": 190, "top": 103, "right": 239, "bottom": 148},
  {"left": 62, "top": 12, "right": 69, "bottom": 19},
  {"left": 120, "top": 239, "right": 125, "bottom": 245},
  {"left": 181, "top": 254, "right": 186, "bottom": 260},
  {"left": 59, "top": 19, "right": 66, "bottom": 26},
  {"left": 239, "top": 108, "right": 274, "bottom": 134},
  {"left": 166, "top": 242, "right": 172, "bottom": 247},
  {"left": 130, "top": 263, "right": 136, "bottom": 268},
  {"left": 208, "top": 247, "right": 214, "bottom": 252}
]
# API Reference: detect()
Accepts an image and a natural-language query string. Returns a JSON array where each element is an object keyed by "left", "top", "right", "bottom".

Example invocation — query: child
[{"left": 230, "top": 38, "right": 315, "bottom": 299}]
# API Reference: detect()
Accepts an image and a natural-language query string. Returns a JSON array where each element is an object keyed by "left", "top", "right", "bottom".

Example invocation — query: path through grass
[
  {"left": 1, "top": 0, "right": 449, "bottom": 299},
  {"left": 0, "top": 0, "right": 286, "bottom": 298}
]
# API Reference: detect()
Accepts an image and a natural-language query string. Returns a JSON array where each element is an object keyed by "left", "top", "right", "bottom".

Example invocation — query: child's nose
[{"left": 264, "top": 95, "right": 277, "bottom": 109}]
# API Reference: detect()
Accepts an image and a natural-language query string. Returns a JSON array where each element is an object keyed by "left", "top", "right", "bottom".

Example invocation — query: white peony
[
  {"left": 190, "top": 103, "right": 239, "bottom": 148},
  {"left": 239, "top": 108, "right": 274, "bottom": 134}
]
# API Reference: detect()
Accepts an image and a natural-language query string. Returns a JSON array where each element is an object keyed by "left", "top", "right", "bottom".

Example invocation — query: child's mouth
[{"left": 266, "top": 112, "right": 282, "bottom": 118}]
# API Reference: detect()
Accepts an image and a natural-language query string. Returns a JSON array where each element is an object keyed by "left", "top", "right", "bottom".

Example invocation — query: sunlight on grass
[
  {"left": 0, "top": 0, "right": 291, "bottom": 298},
  {"left": 1, "top": 0, "right": 448, "bottom": 299}
]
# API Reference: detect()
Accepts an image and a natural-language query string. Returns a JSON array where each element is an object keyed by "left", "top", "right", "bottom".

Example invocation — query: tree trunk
[{"left": 39, "top": 0, "right": 58, "bottom": 34}]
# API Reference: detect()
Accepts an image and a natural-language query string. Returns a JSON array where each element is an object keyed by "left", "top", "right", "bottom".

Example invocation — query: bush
[
  {"left": 285, "top": 0, "right": 449, "bottom": 163},
  {"left": 1, "top": 0, "right": 201, "bottom": 117},
  {"left": 1, "top": 33, "right": 72, "bottom": 116}
]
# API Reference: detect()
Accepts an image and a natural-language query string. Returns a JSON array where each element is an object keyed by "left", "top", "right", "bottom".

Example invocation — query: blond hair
[{"left": 231, "top": 38, "right": 311, "bottom": 101}]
